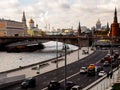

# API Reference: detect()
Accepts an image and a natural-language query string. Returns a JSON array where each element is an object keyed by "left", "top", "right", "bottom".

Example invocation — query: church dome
[
  {"left": 29, "top": 18, "right": 34, "bottom": 23},
  {"left": 96, "top": 19, "right": 101, "bottom": 24}
]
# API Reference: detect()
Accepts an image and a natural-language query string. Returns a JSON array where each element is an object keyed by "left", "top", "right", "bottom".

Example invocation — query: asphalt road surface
[{"left": 4, "top": 50, "right": 109, "bottom": 90}]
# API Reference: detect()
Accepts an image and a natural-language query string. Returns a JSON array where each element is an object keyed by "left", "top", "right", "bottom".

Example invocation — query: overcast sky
[{"left": 0, "top": 0, "right": 119, "bottom": 30}]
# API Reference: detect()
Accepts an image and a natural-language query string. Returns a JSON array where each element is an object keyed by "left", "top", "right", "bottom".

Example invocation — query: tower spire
[
  {"left": 107, "top": 22, "right": 109, "bottom": 30},
  {"left": 22, "top": 11, "right": 26, "bottom": 22},
  {"left": 78, "top": 22, "right": 81, "bottom": 36},
  {"left": 22, "top": 11, "right": 27, "bottom": 33},
  {"left": 113, "top": 7, "right": 118, "bottom": 23}
]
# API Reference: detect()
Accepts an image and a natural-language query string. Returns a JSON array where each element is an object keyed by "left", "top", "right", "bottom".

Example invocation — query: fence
[
  {"left": 0, "top": 74, "right": 25, "bottom": 89},
  {"left": 83, "top": 67, "right": 120, "bottom": 90}
]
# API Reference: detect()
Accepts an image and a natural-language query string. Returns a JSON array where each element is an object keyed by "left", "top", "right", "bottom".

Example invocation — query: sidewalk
[
  {"left": 7, "top": 47, "right": 94, "bottom": 78},
  {"left": 106, "top": 77, "right": 120, "bottom": 90}
]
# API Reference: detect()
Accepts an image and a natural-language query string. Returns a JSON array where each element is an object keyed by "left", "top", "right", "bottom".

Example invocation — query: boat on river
[{"left": 6, "top": 41, "right": 44, "bottom": 52}]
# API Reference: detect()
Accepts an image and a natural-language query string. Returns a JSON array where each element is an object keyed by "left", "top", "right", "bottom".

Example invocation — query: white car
[
  {"left": 80, "top": 67, "right": 87, "bottom": 74},
  {"left": 98, "top": 71, "right": 106, "bottom": 77},
  {"left": 71, "top": 85, "right": 82, "bottom": 90},
  {"left": 103, "top": 61, "right": 109, "bottom": 66}
]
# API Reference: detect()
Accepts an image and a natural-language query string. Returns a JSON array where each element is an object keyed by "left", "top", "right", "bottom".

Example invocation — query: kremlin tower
[
  {"left": 111, "top": 8, "right": 120, "bottom": 37},
  {"left": 22, "top": 11, "right": 27, "bottom": 30},
  {"left": 77, "top": 22, "right": 81, "bottom": 36}
]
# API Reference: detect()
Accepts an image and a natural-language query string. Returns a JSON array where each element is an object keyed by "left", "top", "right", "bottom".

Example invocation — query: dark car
[
  {"left": 48, "top": 80, "right": 61, "bottom": 90},
  {"left": 66, "top": 81, "right": 75, "bottom": 90},
  {"left": 97, "top": 66, "right": 103, "bottom": 72},
  {"left": 21, "top": 77, "right": 36, "bottom": 89},
  {"left": 112, "top": 62, "right": 119, "bottom": 68},
  {"left": 100, "top": 58, "right": 105, "bottom": 63}
]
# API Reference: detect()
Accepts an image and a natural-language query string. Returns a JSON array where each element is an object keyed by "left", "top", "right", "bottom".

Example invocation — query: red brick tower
[{"left": 111, "top": 8, "right": 119, "bottom": 37}]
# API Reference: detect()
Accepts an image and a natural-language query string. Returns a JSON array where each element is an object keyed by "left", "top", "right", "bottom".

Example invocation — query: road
[{"left": 4, "top": 50, "right": 108, "bottom": 90}]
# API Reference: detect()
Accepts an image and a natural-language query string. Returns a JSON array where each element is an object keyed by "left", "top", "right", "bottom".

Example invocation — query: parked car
[
  {"left": 66, "top": 81, "right": 75, "bottom": 90},
  {"left": 71, "top": 85, "right": 82, "bottom": 90},
  {"left": 48, "top": 80, "right": 61, "bottom": 90},
  {"left": 80, "top": 67, "right": 87, "bottom": 74},
  {"left": 98, "top": 71, "right": 106, "bottom": 77},
  {"left": 21, "top": 77, "right": 36, "bottom": 89}
]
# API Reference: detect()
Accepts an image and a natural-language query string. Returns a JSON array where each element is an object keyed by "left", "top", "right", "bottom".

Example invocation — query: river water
[{"left": 0, "top": 41, "right": 78, "bottom": 72}]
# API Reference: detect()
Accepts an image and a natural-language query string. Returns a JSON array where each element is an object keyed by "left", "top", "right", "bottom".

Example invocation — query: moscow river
[{"left": 0, "top": 41, "right": 78, "bottom": 72}]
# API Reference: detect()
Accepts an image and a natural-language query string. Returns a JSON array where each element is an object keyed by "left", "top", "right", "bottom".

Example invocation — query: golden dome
[
  {"left": 29, "top": 18, "right": 34, "bottom": 23},
  {"left": 96, "top": 19, "right": 101, "bottom": 24}
]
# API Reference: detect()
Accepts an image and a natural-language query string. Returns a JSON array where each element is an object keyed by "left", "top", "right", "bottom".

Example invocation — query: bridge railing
[{"left": 83, "top": 66, "right": 120, "bottom": 90}]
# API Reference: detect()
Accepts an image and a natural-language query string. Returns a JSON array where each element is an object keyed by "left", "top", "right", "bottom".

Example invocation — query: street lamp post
[
  {"left": 87, "top": 34, "right": 89, "bottom": 54},
  {"left": 56, "top": 39, "right": 58, "bottom": 69},
  {"left": 77, "top": 36, "right": 80, "bottom": 60},
  {"left": 110, "top": 36, "right": 113, "bottom": 80},
  {"left": 64, "top": 42, "right": 67, "bottom": 90}
]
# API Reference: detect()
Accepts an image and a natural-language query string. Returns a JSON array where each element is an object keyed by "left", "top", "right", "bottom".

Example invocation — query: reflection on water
[{"left": 0, "top": 41, "right": 78, "bottom": 72}]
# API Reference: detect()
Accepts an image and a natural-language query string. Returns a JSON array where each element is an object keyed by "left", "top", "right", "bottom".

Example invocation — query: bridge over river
[{"left": 0, "top": 35, "right": 92, "bottom": 47}]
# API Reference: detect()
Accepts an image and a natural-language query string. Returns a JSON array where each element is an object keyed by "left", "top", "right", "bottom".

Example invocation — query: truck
[
  {"left": 87, "top": 64, "right": 95, "bottom": 76},
  {"left": 87, "top": 64, "right": 103, "bottom": 76}
]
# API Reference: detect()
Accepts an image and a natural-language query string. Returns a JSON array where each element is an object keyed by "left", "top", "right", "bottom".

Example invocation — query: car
[
  {"left": 79, "top": 67, "right": 87, "bottom": 74},
  {"left": 66, "top": 81, "right": 75, "bottom": 90},
  {"left": 21, "top": 77, "right": 36, "bottom": 89},
  {"left": 103, "top": 61, "right": 109, "bottom": 66},
  {"left": 112, "top": 62, "right": 119, "bottom": 68},
  {"left": 71, "top": 85, "right": 82, "bottom": 90},
  {"left": 48, "top": 80, "right": 61, "bottom": 90},
  {"left": 101, "top": 47, "right": 108, "bottom": 50},
  {"left": 96, "top": 66, "right": 103, "bottom": 72},
  {"left": 100, "top": 58, "right": 105, "bottom": 63},
  {"left": 98, "top": 71, "right": 106, "bottom": 77},
  {"left": 114, "top": 52, "right": 119, "bottom": 59}
]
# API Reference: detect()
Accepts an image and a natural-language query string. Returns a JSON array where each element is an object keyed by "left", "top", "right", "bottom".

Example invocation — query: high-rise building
[{"left": 96, "top": 19, "right": 101, "bottom": 30}]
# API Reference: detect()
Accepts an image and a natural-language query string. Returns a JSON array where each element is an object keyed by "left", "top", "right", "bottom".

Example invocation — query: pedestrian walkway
[
  {"left": 7, "top": 47, "right": 94, "bottom": 78},
  {"left": 106, "top": 77, "right": 120, "bottom": 90}
]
